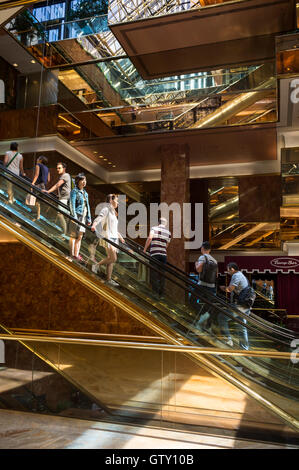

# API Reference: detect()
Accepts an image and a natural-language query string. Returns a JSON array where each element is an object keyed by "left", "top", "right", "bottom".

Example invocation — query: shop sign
[
  {"left": 224, "top": 255, "right": 299, "bottom": 273},
  {"left": 270, "top": 258, "right": 299, "bottom": 268}
]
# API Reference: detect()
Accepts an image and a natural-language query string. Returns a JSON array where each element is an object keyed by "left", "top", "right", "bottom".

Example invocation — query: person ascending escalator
[
  {"left": 219, "top": 262, "right": 255, "bottom": 349},
  {"left": 194, "top": 241, "right": 218, "bottom": 331}
]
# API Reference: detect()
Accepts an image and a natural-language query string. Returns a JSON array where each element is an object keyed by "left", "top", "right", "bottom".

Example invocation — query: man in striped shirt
[{"left": 143, "top": 217, "right": 171, "bottom": 297}]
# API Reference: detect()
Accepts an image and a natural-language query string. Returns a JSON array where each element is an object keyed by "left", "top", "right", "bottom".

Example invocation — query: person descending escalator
[
  {"left": 91, "top": 194, "right": 125, "bottom": 287},
  {"left": 68, "top": 173, "right": 91, "bottom": 262}
]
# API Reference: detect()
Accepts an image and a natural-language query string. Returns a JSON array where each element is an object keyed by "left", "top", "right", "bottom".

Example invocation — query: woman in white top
[
  {"left": 3, "top": 142, "right": 25, "bottom": 203},
  {"left": 91, "top": 194, "right": 124, "bottom": 287}
]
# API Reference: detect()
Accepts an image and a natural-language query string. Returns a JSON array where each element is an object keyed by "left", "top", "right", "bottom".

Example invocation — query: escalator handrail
[{"left": 0, "top": 165, "right": 297, "bottom": 343}]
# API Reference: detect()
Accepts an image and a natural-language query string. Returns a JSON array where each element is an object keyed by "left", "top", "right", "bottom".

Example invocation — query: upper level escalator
[
  {"left": 0, "top": 165, "right": 298, "bottom": 430},
  {"left": 2, "top": 9, "right": 278, "bottom": 139}
]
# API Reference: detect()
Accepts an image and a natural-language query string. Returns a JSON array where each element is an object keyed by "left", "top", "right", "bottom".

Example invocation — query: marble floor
[{"left": 0, "top": 409, "right": 297, "bottom": 449}]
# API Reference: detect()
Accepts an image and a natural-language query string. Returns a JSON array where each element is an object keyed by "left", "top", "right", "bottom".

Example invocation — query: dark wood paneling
[
  {"left": 0, "top": 106, "right": 58, "bottom": 140},
  {"left": 239, "top": 175, "right": 281, "bottom": 222}
]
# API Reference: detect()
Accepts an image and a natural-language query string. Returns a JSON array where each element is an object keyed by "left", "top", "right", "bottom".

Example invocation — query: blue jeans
[
  {"left": 191, "top": 285, "right": 217, "bottom": 328},
  {"left": 218, "top": 304, "right": 250, "bottom": 349}
]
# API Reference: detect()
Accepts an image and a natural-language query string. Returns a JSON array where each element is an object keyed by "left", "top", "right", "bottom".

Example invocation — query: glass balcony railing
[{"left": 5, "top": 11, "right": 109, "bottom": 45}]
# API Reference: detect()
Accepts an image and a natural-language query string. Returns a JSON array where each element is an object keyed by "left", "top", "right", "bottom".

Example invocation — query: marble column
[{"left": 160, "top": 143, "right": 190, "bottom": 273}]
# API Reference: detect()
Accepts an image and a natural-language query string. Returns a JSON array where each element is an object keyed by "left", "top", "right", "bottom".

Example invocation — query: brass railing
[{"left": 0, "top": 332, "right": 294, "bottom": 359}]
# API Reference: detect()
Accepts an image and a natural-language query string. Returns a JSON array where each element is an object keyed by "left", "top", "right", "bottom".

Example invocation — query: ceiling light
[
  {"left": 103, "top": 158, "right": 108, "bottom": 161},
  {"left": 31, "top": 59, "right": 36, "bottom": 64},
  {"left": 93, "top": 151, "right": 98, "bottom": 154},
  {"left": 108, "top": 162, "right": 112, "bottom": 165},
  {"left": 13, "top": 63, "right": 18, "bottom": 67},
  {"left": 112, "top": 165, "right": 116, "bottom": 168},
  {"left": 99, "top": 155, "right": 104, "bottom": 158}
]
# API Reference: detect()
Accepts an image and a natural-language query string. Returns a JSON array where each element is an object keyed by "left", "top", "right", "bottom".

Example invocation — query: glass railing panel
[
  {"left": 53, "top": 15, "right": 109, "bottom": 41},
  {"left": 5, "top": 12, "right": 109, "bottom": 45},
  {"left": 1, "top": 333, "right": 298, "bottom": 432},
  {"left": 0, "top": 331, "right": 103, "bottom": 421},
  {"left": 55, "top": 84, "right": 276, "bottom": 137},
  {"left": 0, "top": 168, "right": 297, "bottom": 400},
  {"left": 4, "top": 10, "right": 48, "bottom": 47}
]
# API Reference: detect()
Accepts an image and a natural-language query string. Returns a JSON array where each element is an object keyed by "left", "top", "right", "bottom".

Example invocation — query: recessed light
[
  {"left": 108, "top": 162, "right": 112, "bottom": 165},
  {"left": 99, "top": 155, "right": 104, "bottom": 158},
  {"left": 112, "top": 165, "right": 116, "bottom": 168},
  {"left": 103, "top": 158, "right": 108, "bottom": 161},
  {"left": 13, "top": 63, "right": 18, "bottom": 67},
  {"left": 31, "top": 59, "right": 36, "bottom": 64},
  {"left": 93, "top": 151, "right": 98, "bottom": 154}
]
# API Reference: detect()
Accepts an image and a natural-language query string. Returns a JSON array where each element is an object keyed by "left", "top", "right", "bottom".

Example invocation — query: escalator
[
  {"left": 4, "top": 9, "right": 277, "bottom": 136},
  {"left": 0, "top": 165, "right": 298, "bottom": 431}
]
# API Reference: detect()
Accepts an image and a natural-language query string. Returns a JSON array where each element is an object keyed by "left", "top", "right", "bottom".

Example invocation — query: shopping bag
[{"left": 25, "top": 194, "right": 36, "bottom": 206}]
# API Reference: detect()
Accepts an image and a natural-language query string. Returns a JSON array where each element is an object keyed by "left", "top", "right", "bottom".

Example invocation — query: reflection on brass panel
[
  {"left": 0, "top": 107, "right": 58, "bottom": 140},
  {"left": 239, "top": 175, "right": 281, "bottom": 222},
  {"left": 277, "top": 50, "right": 299, "bottom": 76},
  {"left": 0, "top": 244, "right": 153, "bottom": 336},
  {"left": 280, "top": 216, "right": 299, "bottom": 243},
  {"left": 22, "top": 341, "right": 298, "bottom": 433}
]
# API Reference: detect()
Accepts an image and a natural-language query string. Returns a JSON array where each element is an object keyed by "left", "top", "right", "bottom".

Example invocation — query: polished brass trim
[
  {"left": 0, "top": 216, "right": 298, "bottom": 431},
  {"left": 11, "top": 328, "right": 166, "bottom": 342},
  {"left": 0, "top": 333, "right": 295, "bottom": 359}
]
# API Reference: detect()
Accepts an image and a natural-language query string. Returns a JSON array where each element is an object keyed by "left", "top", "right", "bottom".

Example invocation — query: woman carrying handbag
[{"left": 91, "top": 194, "right": 124, "bottom": 287}]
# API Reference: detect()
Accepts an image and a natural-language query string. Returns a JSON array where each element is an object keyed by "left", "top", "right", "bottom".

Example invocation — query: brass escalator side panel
[
  {"left": 0, "top": 215, "right": 298, "bottom": 431},
  {"left": 0, "top": 214, "right": 183, "bottom": 343}
]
